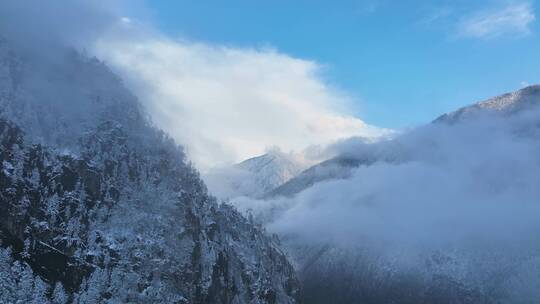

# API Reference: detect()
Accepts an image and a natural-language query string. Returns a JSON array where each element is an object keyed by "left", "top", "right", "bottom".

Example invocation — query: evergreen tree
[{"left": 52, "top": 282, "right": 69, "bottom": 304}]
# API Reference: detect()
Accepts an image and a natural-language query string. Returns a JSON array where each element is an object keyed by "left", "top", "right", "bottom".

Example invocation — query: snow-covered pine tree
[{"left": 0, "top": 34, "right": 298, "bottom": 303}]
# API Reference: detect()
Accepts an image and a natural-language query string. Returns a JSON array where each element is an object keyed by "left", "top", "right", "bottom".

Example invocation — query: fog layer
[{"left": 236, "top": 97, "right": 540, "bottom": 302}]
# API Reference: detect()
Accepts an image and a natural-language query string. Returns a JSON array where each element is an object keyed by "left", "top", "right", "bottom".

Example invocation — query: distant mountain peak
[
  {"left": 238, "top": 150, "right": 305, "bottom": 180},
  {"left": 205, "top": 150, "right": 309, "bottom": 200},
  {"left": 435, "top": 84, "right": 540, "bottom": 123}
]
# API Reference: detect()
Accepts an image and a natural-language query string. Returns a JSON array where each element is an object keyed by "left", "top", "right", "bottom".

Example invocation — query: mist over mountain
[
  {"left": 233, "top": 85, "right": 540, "bottom": 303},
  {"left": 0, "top": 21, "right": 298, "bottom": 304},
  {"left": 204, "top": 149, "right": 310, "bottom": 200},
  {"left": 263, "top": 150, "right": 376, "bottom": 200},
  {"left": 1, "top": 1, "right": 539, "bottom": 304},
  {"left": 265, "top": 85, "right": 540, "bottom": 201},
  {"left": 435, "top": 84, "right": 540, "bottom": 123}
]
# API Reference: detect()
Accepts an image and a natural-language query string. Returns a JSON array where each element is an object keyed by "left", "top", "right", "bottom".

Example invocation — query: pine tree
[
  {"left": 52, "top": 282, "right": 69, "bottom": 304},
  {"left": 31, "top": 276, "right": 50, "bottom": 304},
  {"left": 0, "top": 248, "right": 17, "bottom": 303},
  {"left": 12, "top": 261, "right": 35, "bottom": 303}
]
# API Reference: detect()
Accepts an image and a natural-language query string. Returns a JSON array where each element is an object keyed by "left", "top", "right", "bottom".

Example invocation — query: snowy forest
[{"left": 2, "top": 1, "right": 540, "bottom": 304}]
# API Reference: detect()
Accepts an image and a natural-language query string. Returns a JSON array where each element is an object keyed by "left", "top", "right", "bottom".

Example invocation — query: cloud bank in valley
[
  {"left": 229, "top": 101, "right": 540, "bottom": 301},
  {"left": 95, "top": 28, "right": 387, "bottom": 170},
  {"left": 239, "top": 105, "right": 540, "bottom": 257}
]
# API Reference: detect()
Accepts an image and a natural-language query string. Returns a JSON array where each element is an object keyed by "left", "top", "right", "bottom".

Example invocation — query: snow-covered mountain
[
  {"left": 0, "top": 38, "right": 298, "bottom": 303},
  {"left": 237, "top": 151, "right": 306, "bottom": 191},
  {"left": 435, "top": 84, "right": 540, "bottom": 123},
  {"left": 204, "top": 150, "right": 308, "bottom": 200},
  {"left": 265, "top": 84, "right": 540, "bottom": 200},
  {"left": 237, "top": 84, "right": 540, "bottom": 304},
  {"left": 263, "top": 156, "right": 368, "bottom": 199}
]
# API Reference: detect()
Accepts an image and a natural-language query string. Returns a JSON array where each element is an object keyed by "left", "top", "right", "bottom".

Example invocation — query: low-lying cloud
[
  {"left": 95, "top": 28, "right": 387, "bottom": 170},
  {"left": 253, "top": 108, "right": 540, "bottom": 248},
  {"left": 234, "top": 104, "right": 540, "bottom": 302}
]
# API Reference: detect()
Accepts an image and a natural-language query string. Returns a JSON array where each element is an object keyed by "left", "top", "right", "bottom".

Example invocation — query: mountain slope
[
  {"left": 263, "top": 156, "right": 368, "bottom": 199},
  {"left": 205, "top": 151, "right": 307, "bottom": 200},
  {"left": 266, "top": 84, "right": 540, "bottom": 200},
  {"left": 0, "top": 38, "right": 298, "bottom": 303},
  {"left": 249, "top": 84, "right": 540, "bottom": 304},
  {"left": 237, "top": 152, "right": 305, "bottom": 193},
  {"left": 434, "top": 84, "right": 540, "bottom": 123}
]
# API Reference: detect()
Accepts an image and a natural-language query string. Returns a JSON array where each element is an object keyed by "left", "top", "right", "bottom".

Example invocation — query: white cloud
[
  {"left": 96, "top": 30, "right": 387, "bottom": 170},
  {"left": 458, "top": 2, "right": 535, "bottom": 39},
  {"left": 235, "top": 106, "right": 540, "bottom": 299}
]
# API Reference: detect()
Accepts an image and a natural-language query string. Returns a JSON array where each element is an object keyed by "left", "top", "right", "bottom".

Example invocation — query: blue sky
[{"left": 140, "top": 0, "right": 540, "bottom": 129}]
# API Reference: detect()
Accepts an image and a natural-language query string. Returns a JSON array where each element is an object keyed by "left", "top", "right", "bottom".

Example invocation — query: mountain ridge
[
  {"left": 0, "top": 37, "right": 299, "bottom": 303},
  {"left": 204, "top": 150, "right": 308, "bottom": 200},
  {"left": 434, "top": 84, "right": 540, "bottom": 123}
]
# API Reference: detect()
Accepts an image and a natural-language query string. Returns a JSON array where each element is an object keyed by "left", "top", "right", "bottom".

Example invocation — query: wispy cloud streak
[{"left": 458, "top": 2, "right": 535, "bottom": 39}]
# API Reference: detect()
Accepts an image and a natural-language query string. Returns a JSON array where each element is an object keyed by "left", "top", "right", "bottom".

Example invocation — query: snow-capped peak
[
  {"left": 435, "top": 84, "right": 540, "bottom": 123},
  {"left": 204, "top": 149, "right": 309, "bottom": 200}
]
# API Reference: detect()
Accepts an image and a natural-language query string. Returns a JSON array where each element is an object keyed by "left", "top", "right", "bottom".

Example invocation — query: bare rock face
[{"left": 0, "top": 38, "right": 298, "bottom": 303}]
